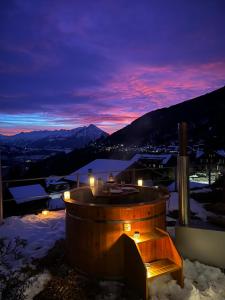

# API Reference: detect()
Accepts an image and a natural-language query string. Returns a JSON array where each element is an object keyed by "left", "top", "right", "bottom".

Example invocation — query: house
[
  {"left": 130, "top": 154, "right": 175, "bottom": 168},
  {"left": 194, "top": 149, "right": 225, "bottom": 171},
  {"left": 65, "top": 153, "right": 176, "bottom": 187},
  {"left": 45, "top": 176, "right": 70, "bottom": 192},
  {"left": 8, "top": 184, "right": 50, "bottom": 215},
  {"left": 65, "top": 158, "right": 135, "bottom": 185}
]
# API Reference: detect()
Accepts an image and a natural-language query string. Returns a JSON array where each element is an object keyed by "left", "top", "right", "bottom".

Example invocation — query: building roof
[
  {"left": 196, "top": 150, "right": 204, "bottom": 159},
  {"left": 9, "top": 184, "right": 48, "bottom": 204},
  {"left": 216, "top": 149, "right": 225, "bottom": 158},
  {"left": 130, "top": 154, "right": 172, "bottom": 165},
  {"left": 45, "top": 176, "right": 68, "bottom": 187},
  {"left": 65, "top": 158, "right": 135, "bottom": 183},
  {"left": 65, "top": 153, "right": 173, "bottom": 184}
]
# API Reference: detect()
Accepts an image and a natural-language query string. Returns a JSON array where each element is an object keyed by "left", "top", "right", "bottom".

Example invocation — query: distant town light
[
  {"left": 137, "top": 179, "right": 143, "bottom": 186},
  {"left": 89, "top": 176, "right": 95, "bottom": 187},
  {"left": 64, "top": 191, "right": 70, "bottom": 200},
  {"left": 42, "top": 209, "right": 49, "bottom": 216},
  {"left": 123, "top": 223, "right": 131, "bottom": 232}
]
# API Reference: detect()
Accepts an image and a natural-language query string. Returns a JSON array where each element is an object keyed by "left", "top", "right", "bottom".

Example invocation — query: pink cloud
[
  {"left": 56, "top": 61, "right": 225, "bottom": 133},
  {"left": 1, "top": 60, "right": 225, "bottom": 135}
]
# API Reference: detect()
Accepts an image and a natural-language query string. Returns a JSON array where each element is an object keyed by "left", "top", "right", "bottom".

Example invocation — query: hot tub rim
[{"left": 64, "top": 197, "right": 167, "bottom": 208}]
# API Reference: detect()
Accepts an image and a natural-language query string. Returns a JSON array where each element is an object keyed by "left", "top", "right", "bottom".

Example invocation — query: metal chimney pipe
[{"left": 177, "top": 122, "right": 190, "bottom": 226}]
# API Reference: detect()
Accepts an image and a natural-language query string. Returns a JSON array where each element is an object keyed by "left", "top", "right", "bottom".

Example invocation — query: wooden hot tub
[{"left": 64, "top": 186, "right": 169, "bottom": 279}]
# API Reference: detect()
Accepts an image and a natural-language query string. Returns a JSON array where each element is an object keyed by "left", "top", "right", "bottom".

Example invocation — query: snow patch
[
  {"left": 167, "top": 192, "right": 211, "bottom": 221},
  {"left": 23, "top": 271, "right": 51, "bottom": 300},
  {"left": 0, "top": 211, "right": 65, "bottom": 276},
  {"left": 149, "top": 259, "right": 225, "bottom": 300}
]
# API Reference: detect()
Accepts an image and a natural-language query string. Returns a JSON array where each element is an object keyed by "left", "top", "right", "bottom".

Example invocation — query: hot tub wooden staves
[{"left": 64, "top": 186, "right": 183, "bottom": 299}]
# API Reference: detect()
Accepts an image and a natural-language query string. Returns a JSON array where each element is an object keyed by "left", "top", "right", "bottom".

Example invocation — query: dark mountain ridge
[
  {"left": 105, "top": 86, "right": 225, "bottom": 148},
  {"left": 0, "top": 124, "right": 108, "bottom": 149}
]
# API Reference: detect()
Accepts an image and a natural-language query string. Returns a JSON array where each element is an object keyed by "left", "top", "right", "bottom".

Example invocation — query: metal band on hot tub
[{"left": 67, "top": 211, "right": 165, "bottom": 224}]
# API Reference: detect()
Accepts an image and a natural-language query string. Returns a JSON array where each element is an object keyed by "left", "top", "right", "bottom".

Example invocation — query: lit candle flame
[
  {"left": 42, "top": 210, "right": 49, "bottom": 216},
  {"left": 89, "top": 176, "right": 95, "bottom": 187},
  {"left": 137, "top": 179, "right": 143, "bottom": 186},
  {"left": 64, "top": 191, "right": 70, "bottom": 200}
]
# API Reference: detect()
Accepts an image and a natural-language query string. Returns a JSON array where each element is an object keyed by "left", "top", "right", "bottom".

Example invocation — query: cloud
[{"left": 0, "top": 0, "right": 225, "bottom": 135}]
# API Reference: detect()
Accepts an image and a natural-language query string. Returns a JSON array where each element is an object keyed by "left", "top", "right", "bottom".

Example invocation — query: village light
[
  {"left": 42, "top": 209, "right": 49, "bottom": 216},
  {"left": 64, "top": 191, "right": 70, "bottom": 200},
  {"left": 137, "top": 179, "right": 143, "bottom": 186},
  {"left": 89, "top": 176, "right": 95, "bottom": 187},
  {"left": 123, "top": 223, "right": 131, "bottom": 232}
]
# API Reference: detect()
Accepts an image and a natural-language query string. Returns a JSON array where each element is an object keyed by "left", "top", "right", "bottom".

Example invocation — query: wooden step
[
  {"left": 131, "top": 229, "right": 167, "bottom": 244},
  {"left": 145, "top": 259, "right": 180, "bottom": 279}
]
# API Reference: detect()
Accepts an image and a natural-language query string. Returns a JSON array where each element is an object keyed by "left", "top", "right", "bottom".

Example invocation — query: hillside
[{"left": 105, "top": 86, "right": 225, "bottom": 147}]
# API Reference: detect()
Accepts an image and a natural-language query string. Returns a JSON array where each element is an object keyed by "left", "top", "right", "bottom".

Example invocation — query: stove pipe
[{"left": 177, "top": 122, "right": 190, "bottom": 226}]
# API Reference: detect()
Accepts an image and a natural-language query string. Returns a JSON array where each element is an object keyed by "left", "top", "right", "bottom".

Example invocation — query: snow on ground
[
  {"left": 1, "top": 209, "right": 225, "bottom": 299},
  {"left": 168, "top": 181, "right": 209, "bottom": 192},
  {"left": 149, "top": 259, "right": 225, "bottom": 300},
  {"left": 190, "top": 188, "right": 212, "bottom": 194},
  {"left": 23, "top": 271, "right": 51, "bottom": 300},
  {"left": 0, "top": 211, "right": 65, "bottom": 275},
  {"left": 98, "top": 259, "right": 225, "bottom": 300},
  {"left": 167, "top": 192, "right": 213, "bottom": 221}
]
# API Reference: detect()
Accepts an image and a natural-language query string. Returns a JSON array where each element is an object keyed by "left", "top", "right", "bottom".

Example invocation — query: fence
[{"left": 0, "top": 163, "right": 224, "bottom": 219}]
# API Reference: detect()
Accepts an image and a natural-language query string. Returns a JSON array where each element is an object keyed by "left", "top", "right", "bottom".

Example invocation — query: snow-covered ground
[
  {"left": 0, "top": 211, "right": 65, "bottom": 299},
  {"left": 149, "top": 260, "right": 225, "bottom": 300},
  {"left": 0, "top": 201, "right": 225, "bottom": 299},
  {"left": 167, "top": 192, "right": 214, "bottom": 222},
  {"left": 0, "top": 211, "right": 65, "bottom": 272},
  {"left": 168, "top": 181, "right": 209, "bottom": 192}
]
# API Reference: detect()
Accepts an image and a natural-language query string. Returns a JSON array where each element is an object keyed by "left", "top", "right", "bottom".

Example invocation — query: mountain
[
  {"left": 104, "top": 86, "right": 225, "bottom": 148},
  {"left": 0, "top": 124, "right": 108, "bottom": 149}
]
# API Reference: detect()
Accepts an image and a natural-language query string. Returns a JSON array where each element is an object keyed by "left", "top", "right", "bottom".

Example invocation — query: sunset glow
[{"left": 1, "top": 1, "right": 225, "bottom": 135}]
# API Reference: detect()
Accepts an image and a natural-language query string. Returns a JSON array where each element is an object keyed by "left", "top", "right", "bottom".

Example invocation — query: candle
[
  {"left": 89, "top": 176, "right": 95, "bottom": 187},
  {"left": 137, "top": 179, "right": 143, "bottom": 186},
  {"left": 133, "top": 231, "right": 140, "bottom": 241},
  {"left": 64, "top": 191, "right": 70, "bottom": 200},
  {"left": 42, "top": 210, "right": 49, "bottom": 216}
]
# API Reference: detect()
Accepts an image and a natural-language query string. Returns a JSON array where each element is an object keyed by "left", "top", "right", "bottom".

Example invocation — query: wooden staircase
[{"left": 123, "top": 228, "right": 183, "bottom": 300}]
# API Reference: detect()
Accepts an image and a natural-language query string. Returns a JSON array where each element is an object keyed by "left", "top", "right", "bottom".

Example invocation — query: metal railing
[
  {"left": 1, "top": 166, "right": 175, "bottom": 202},
  {"left": 1, "top": 163, "right": 224, "bottom": 219}
]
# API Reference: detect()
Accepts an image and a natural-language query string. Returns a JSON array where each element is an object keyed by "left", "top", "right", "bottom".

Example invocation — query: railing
[
  {"left": 0, "top": 164, "right": 224, "bottom": 218},
  {"left": 1, "top": 166, "right": 176, "bottom": 201}
]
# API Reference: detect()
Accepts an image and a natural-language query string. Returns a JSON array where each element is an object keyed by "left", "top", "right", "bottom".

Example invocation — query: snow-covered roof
[
  {"left": 65, "top": 153, "right": 173, "bottom": 184},
  {"left": 196, "top": 150, "right": 204, "bottom": 159},
  {"left": 9, "top": 184, "right": 49, "bottom": 204},
  {"left": 65, "top": 158, "right": 134, "bottom": 183},
  {"left": 216, "top": 149, "right": 225, "bottom": 158},
  {"left": 45, "top": 176, "right": 68, "bottom": 187},
  {"left": 130, "top": 153, "right": 172, "bottom": 165}
]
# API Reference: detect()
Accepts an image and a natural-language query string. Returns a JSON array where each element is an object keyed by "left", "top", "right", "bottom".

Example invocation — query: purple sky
[{"left": 1, "top": 0, "right": 225, "bottom": 135}]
